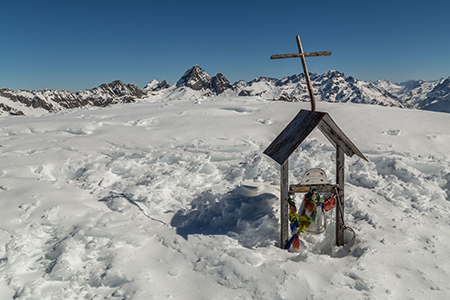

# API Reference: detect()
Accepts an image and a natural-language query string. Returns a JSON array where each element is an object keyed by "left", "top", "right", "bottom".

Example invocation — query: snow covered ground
[{"left": 0, "top": 96, "right": 449, "bottom": 299}]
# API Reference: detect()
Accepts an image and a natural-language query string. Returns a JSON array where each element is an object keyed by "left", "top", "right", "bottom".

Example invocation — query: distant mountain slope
[
  {"left": 1, "top": 65, "right": 449, "bottom": 116},
  {"left": 0, "top": 80, "right": 145, "bottom": 116}
]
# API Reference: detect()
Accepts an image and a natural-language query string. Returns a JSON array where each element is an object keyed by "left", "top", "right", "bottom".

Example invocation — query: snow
[
  {"left": 143, "top": 79, "right": 160, "bottom": 91},
  {"left": 0, "top": 97, "right": 449, "bottom": 299},
  {"left": 0, "top": 96, "right": 48, "bottom": 116}
]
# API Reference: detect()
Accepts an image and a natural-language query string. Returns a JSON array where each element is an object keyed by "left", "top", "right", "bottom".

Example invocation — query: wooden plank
[
  {"left": 290, "top": 185, "right": 310, "bottom": 193},
  {"left": 263, "top": 110, "right": 327, "bottom": 165},
  {"left": 318, "top": 119, "right": 355, "bottom": 157},
  {"left": 270, "top": 51, "right": 332, "bottom": 59},
  {"left": 319, "top": 114, "right": 368, "bottom": 161},
  {"left": 289, "top": 183, "right": 337, "bottom": 193},
  {"left": 296, "top": 35, "right": 316, "bottom": 111},
  {"left": 336, "top": 146, "right": 345, "bottom": 246},
  {"left": 280, "top": 160, "right": 289, "bottom": 248},
  {"left": 264, "top": 110, "right": 367, "bottom": 165}
]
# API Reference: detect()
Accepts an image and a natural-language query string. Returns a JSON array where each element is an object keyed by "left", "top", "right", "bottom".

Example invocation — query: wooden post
[
  {"left": 336, "top": 146, "right": 345, "bottom": 246},
  {"left": 270, "top": 51, "right": 332, "bottom": 59},
  {"left": 270, "top": 35, "right": 331, "bottom": 111},
  {"left": 296, "top": 35, "right": 316, "bottom": 112},
  {"left": 280, "top": 160, "right": 289, "bottom": 248}
]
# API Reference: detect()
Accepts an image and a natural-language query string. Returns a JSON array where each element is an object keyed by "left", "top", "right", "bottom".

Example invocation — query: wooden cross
[{"left": 271, "top": 35, "right": 331, "bottom": 111}]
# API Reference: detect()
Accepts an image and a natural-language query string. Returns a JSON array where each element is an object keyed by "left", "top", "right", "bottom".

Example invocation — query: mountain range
[{"left": 1, "top": 65, "right": 449, "bottom": 116}]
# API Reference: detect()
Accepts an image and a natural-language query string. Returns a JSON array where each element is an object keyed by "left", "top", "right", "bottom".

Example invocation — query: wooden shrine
[{"left": 264, "top": 35, "right": 367, "bottom": 248}]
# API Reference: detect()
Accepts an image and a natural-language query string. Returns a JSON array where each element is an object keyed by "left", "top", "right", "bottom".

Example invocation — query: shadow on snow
[{"left": 171, "top": 185, "right": 279, "bottom": 248}]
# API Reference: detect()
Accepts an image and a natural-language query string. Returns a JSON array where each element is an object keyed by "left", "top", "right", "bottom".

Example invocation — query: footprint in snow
[
  {"left": 125, "top": 118, "right": 159, "bottom": 127},
  {"left": 220, "top": 107, "right": 258, "bottom": 114},
  {"left": 64, "top": 127, "right": 93, "bottom": 135},
  {"left": 345, "top": 272, "right": 372, "bottom": 291},
  {"left": 383, "top": 130, "right": 401, "bottom": 136},
  {"left": 256, "top": 118, "right": 273, "bottom": 125}
]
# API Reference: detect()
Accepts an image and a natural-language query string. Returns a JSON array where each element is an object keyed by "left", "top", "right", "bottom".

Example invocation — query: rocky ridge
[{"left": 1, "top": 65, "right": 449, "bottom": 116}]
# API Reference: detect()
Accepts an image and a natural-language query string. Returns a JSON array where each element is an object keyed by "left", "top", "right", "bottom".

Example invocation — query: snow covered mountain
[
  {"left": 419, "top": 78, "right": 450, "bottom": 112},
  {"left": 145, "top": 66, "right": 232, "bottom": 99},
  {"left": 0, "top": 80, "right": 146, "bottom": 116},
  {"left": 1, "top": 65, "right": 449, "bottom": 116}
]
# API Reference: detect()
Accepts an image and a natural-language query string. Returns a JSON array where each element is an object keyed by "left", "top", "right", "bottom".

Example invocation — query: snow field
[{"left": 0, "top": 98, "right": 449, "bottom": 299}]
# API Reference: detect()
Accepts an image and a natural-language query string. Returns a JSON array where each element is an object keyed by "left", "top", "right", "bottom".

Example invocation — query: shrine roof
[{"left": 263, "top": 109, "right": 367, "bottom": 165}]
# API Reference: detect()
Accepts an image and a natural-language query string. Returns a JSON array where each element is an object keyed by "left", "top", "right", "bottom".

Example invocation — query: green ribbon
[{"left": 307, "top": 193, "right": 324, "bottom": 224}]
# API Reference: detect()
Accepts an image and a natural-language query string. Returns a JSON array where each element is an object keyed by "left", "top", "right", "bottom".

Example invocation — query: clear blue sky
[{"left": 1, "top": 0, "right": 449, "bottom": 92}]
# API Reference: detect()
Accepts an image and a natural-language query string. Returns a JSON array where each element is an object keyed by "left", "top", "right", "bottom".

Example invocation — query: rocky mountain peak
[
  {"left": 96, "top": 80, "right": 144, "bottom": 98},
  {"left": 155, "top": 80, "right": 170, "bottom": 91},
  {"left": 144, "top": 79, "right": 161, "bottom": 91},
  {"left": 321, "top": 70, "right": 345, "bottom": 78},
  {"left": 143, "top": 79, "right": 171, "bottom": 92},
  {"left": 211, "top": 73, "right": 231, "bottom": 94},
  {"left": 176, "top": 65, "right": 212, "bottom": 90}
]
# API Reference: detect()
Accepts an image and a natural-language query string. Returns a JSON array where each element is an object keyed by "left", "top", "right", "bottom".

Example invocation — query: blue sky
[{"left": 1, "top": 0, "right": 449, "bottom": 92}]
